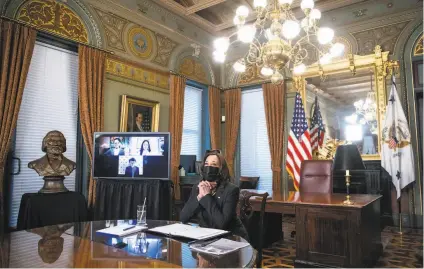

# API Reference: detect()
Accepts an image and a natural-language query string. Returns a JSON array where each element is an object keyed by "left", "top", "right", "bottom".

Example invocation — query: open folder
[
  {"left": 96, "top": 225, "right": 147, "bottom": 237},
  {"left": 147, "top": 223, "right": 229, "bottom": 240}
]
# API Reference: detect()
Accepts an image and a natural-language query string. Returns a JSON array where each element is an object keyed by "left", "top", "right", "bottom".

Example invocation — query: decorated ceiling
[
  {"left": 1, "top": 0, "right": 422, "bottom": 88},
  {"left": 152, "top": 0, "right": 370, "bottom": 34}
]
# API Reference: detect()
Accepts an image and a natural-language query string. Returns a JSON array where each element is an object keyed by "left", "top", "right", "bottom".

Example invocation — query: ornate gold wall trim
[
  {"left": 237, "top": 64, "right": 266, "bottom": 86},
  {"left": 105, "top": 56, "right": 169, "bottom": 92},
  {"left": 414, "top": 34, "right": 423, "bottom": 56},
  {"left": 350, "top": 20, "right": 412, "bottom": 56},
  {"left": 178, "top": 56, "right": 208, "bottom": 84},
  {"left": 16, "top": 0, "right": 88, "bottom": 43},
  {"left": 91, "top": 6, "right": 128, "bottom": 52}
]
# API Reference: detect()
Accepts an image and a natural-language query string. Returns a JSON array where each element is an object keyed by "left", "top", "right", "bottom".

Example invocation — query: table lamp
[{"left": 333, "top": 145, "right": 366, "bottom": 205}]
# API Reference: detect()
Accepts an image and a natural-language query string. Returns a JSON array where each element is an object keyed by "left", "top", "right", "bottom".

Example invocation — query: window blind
[
  {"left": 9, "top": 42, "right": 78, "bottom": 227},
  {"left": 180, "top": 86, "right": 203, "bottom": 160},
  {"left": 240, "top": 88, "right": 272, "bottom": 193}
]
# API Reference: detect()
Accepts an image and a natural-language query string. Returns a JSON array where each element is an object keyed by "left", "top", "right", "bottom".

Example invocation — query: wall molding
[
  {"left": 105, "top": 73, "right": 170, "bottom": 95},
  {"left": 105, "top": 56, "right": 169, "bottom": 93}
]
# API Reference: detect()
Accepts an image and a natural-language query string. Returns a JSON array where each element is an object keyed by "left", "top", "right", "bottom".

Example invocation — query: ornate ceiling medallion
[{"left": 127, "top": 26, "right": 154, "bottom": 59}]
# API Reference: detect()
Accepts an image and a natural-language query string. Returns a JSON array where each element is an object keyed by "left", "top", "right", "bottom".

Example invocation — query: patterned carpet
[{"left": 261, "top": 216, "right": 423, "bottom": 268}]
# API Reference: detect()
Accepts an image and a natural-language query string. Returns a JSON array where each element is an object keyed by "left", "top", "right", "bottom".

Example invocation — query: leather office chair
[
  {"left": 299, "top": 160, "right": 333, "bottom": 193},
  {"left": 238, "top": 190, "right": 268, "bottom": 269},
  {"left": 291, "top": 160, "right": 333, "bottom": 238}
]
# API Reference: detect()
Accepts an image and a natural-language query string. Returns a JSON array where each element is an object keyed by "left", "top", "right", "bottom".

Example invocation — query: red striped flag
[{"left": 286, "top": 92, "right": 312, "bottom": 190}]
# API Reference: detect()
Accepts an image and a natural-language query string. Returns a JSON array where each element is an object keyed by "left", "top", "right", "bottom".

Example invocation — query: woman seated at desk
[{"left": 180, "top": 149, "right": 248, "bottom": 240}]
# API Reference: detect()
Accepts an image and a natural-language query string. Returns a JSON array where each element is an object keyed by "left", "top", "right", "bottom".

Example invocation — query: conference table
[
  {"left": 0, "top": 220, "right": 256, "bottom": 268},
  {"left": 249, "top": 191, "right": 383, "bottom": 268}
]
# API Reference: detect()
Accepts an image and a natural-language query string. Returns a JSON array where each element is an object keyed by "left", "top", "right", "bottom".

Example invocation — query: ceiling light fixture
[
  {"left": 212, "top": 0, "right": 344, "bottom": 84},
  {"left": 347, "top": 75, "right": 378, "bottom": 134}
]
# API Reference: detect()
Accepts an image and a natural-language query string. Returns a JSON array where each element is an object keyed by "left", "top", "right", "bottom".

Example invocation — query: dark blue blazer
[{"left": 180, "top": 181, "right": 248, "bottom": 241}]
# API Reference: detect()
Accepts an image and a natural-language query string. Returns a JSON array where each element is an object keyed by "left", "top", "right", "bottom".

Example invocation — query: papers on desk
[
  {"left": 96, "top": 225, "right": 147, "bottom": 237},
  {"left": 148, "top": 223, "right": 229, "bottom": 240},
  {"left": 190, "top": 238, "right": 250, "bottom": 256}
]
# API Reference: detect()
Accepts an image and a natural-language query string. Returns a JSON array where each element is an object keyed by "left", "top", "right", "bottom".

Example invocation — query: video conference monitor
[{"left": 93, "top": 132, "right": 170, "bottom": 179}]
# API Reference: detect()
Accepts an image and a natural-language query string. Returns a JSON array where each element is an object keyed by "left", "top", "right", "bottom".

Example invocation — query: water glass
[{"left": 137, "top": 205, "right": 147, "bottom": 225}]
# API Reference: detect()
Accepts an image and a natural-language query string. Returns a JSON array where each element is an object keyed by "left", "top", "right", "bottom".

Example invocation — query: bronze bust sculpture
[{"left": 28, "top": 131, "right": 76, "bottom": 193}]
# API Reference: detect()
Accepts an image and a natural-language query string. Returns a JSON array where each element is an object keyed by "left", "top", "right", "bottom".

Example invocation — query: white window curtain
[
  {"left": 240, "top": 88, "right": 272, "bottom": 193},
  {"left": 180, "top": 85, "right": 203, "bottom": 160},
  {"left": 9, "top": 42, "right": 78, "bottom": 227}
]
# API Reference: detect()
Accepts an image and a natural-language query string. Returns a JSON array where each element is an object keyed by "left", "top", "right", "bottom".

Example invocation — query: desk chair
[
  {"left": 238, "top": 176, "right": 259, "bottom": 189},
  {"left": 238, "top": 190, "right": 269, "bottom": 268},
  {"left": 299, "top": 160, "right": 333, "bottom": 193},
  {"left": 291, "top": 160, "right": 333, "bottom": 237}
]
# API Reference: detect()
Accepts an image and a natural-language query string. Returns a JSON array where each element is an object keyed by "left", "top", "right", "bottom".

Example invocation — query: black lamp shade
[{"left": 333, "top": 145, "right": 366, "bottom": 171}]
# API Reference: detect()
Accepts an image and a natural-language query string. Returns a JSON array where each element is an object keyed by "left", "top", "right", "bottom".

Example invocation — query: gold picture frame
[
  {"left": 119, "top": 95, "right": 160, "bottom": 132},
  {"left": 293, "top": 45, "right": 399, "bottom": 160}
]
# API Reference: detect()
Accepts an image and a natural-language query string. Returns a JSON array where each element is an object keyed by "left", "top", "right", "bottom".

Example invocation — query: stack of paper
[
  {"left": 96, "top": 225, "right": 147, "bottom": 237},
  {"left": 190, "top": 238, "right": 250, "bottom": 256},
  {"left": 148, "top": 223, "right": 228, "bottom": 240}
]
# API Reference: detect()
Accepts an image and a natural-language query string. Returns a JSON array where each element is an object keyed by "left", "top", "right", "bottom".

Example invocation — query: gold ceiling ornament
[
  {"left": 17, "top": 0, "right": 88, "bottom": 43},
  {"left": 413, "top": 34, "right": 423, "bottom": 56},
  {"left": 178, "top": 57, "right": 208, "bottom": 84},
  {"left": 238, "top": 64, "right": 263, "bottom": 85},
  {"left": 127, "top": 26, "right": 154, "bottom": 59},
  {"left": 212, "top": 0, "right": 344, "bottom": 84},
  {"left": 153, "top": 33, "right": 179, "bottom": 67},
  {"left": 92, "top": 7, "right": 128, "bottom": 52}
]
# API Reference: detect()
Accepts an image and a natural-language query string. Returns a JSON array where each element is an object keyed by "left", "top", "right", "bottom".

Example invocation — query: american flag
[
  {"left": 310, "top": 96, "right": 325, "bottom": 152},
  {"left": 286, "top": 92, "right": 312, "bottom": 190},
  {"left": 389, "top": 136, "right": 399, "bottom": 149}
]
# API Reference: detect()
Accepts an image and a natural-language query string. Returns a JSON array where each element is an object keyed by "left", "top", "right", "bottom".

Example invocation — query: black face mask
[{"left": 202, "top": 166, "right": 221, "bottom": 182}]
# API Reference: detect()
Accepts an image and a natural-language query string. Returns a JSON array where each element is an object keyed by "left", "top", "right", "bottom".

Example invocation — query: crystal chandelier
[
  {"left": 212, "top": 0, "right": 344, "bottom": 84},
  {"left": 353, "top": 91, "right": 377, "bottom": 127},
  {"left": 345, "top": 77, "right": 377, "bottom": 134}
]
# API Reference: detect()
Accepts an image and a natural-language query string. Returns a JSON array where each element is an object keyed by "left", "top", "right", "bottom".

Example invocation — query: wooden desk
[{"left": 250, "top": 191, "right": 382, "bottom": 268}]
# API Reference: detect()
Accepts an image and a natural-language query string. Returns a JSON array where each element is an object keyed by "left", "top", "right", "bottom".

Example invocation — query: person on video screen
[
  {"left": 124, "top": 158, "right": 139, "bottom": 178},
  {"left": 104, "top": 138, "right": 125, "bottom": 156},
  {"left": 180, "top": 149, "right": 248, "bottom": 241},
  {"left": 139, "top": 140, "right": 152, "bottom": 156}
]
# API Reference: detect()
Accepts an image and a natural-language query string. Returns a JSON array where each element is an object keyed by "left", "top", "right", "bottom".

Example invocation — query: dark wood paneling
[
  {"left": 333, "top": 160, "right": 396, "bottom": 227},
  {"left": 250, "top": 192, "right": 382, "bottom": 267},
  {"left": 360, "top": 199, "right": 382, "bottom": 266},
  {"left": 294, "top": 199, "right": 382, "bottom": 268},
  {"left": 296, "top": 207, "right": 351, "bottom": 267}
]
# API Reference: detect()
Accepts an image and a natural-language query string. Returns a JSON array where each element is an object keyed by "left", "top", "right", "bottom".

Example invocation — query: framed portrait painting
[{"left": 119, "top": 95, "right": 160, "bottom": 132}]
